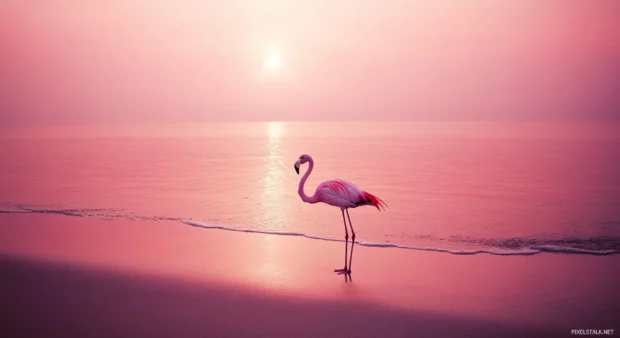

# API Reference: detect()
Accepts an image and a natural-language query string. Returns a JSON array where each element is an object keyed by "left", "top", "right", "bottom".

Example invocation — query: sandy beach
[{"left": 1, "top": 213, "right": 618, "bottom": 337}]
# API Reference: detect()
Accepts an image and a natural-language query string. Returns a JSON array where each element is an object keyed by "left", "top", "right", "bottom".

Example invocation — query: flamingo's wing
[
  {"left": 317, "top": 180, "right": 365, "bottom": 207},
  {"left": 318, "top": 180, "right": 388, "bottom": 211}
]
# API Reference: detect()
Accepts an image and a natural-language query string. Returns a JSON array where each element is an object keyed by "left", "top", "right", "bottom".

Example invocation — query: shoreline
[{"left": 2, "top": 207, "right": 617, "bottom": 256}]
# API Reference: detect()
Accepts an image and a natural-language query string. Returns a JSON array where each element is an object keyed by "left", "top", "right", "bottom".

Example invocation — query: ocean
[{"left": 1, "top": 121, "right": 619, "bottom": 256}]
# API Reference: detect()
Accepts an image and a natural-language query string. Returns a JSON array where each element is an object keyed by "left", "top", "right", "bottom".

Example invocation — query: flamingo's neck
[{"left": 298, "top": 157, "right": 319, "bottom": 204}]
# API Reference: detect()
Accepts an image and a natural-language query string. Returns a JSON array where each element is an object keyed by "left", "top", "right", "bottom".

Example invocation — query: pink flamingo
[{"left": 294, "top": 154, "right": 387, "bottom": 275}]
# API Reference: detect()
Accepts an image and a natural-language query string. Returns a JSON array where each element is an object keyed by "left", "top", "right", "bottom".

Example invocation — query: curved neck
[{"left": 298, "top": 157, "right": 318, "bottom": 203}]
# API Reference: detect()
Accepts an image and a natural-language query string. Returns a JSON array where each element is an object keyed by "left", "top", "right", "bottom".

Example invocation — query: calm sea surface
[{"left": 1, "top": 121, "right": 619, "bottom": 255}]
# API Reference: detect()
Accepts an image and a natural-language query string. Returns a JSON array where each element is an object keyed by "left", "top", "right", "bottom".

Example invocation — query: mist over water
[{"left": 1, "top": 121, "right": 619, "bottom": 255}]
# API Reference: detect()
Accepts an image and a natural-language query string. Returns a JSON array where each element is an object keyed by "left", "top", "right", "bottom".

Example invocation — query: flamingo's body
[
  {"left": 313, "top": 179, "right": 387, "bottom": 210},
  {"left": 294, "top": 154, "right": 387, "bottom": 275}
]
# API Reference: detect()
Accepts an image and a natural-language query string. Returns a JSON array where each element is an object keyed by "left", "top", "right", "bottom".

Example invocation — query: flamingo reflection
[{"left": 334, "top": 239, "right": 355, "bottom": 282}]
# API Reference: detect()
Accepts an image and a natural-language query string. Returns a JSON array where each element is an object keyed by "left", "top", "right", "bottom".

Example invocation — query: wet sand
[{"left": 1, "top": 213, "right": 618, "bottom": 337}]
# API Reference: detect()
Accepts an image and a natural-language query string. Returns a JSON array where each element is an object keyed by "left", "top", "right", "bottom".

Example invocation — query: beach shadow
[
  {"left": 334, "top": 239, "right": 355, "bottom": 282},
  {"left": 0, "top": 255, "right": 562, "bottom": 338}
]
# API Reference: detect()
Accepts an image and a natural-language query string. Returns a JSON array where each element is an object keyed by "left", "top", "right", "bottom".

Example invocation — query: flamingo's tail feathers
[{"left": 363, "top": 191, "right": 388, "bottom": 211}]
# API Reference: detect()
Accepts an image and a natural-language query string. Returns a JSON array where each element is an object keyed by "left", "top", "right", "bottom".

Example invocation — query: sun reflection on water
[
  {"left": 260, "top": 122, "right": 290, "bottom": 225},
  {"left": 252, "top": 122, "right": 294, "bottom": 282},
  {"left": 261, "top": 122, "right": 288, "bottom": 220}
]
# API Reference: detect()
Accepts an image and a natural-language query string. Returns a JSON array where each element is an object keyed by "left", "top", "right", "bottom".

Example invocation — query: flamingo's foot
[{"left": 334, "top": 268, "right": 351, "bottom": 275}]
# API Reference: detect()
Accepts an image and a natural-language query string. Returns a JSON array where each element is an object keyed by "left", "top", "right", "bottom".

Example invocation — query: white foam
[
  {"left": 183, "top": 220, "right": 345, "bottom": 243},
  {"left": 354, "top": 241, "right": 541, "bottom": 255},
  {"left": 3, "top": 206, "right": 181, "bottom": 222},
  {"left": 532, "top": 245, "right": 620, "bottom": 256},
  {"left": 182, "top": 220, "right": 619, "bottom": 256}
]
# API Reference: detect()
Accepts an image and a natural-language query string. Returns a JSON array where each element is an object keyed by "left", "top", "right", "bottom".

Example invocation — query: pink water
[{"left": 1, "top": 121, "right": 619, "bottom": 255}]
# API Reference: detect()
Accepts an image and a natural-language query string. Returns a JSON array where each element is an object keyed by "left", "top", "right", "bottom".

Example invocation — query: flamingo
[{"left": 294, "top": 154, "right": 387, "bottom": 275}]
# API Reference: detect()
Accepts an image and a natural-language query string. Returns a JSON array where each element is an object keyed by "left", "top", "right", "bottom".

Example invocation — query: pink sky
[{"left": 1, "top": 0, "right": 619, "bottom": 124}]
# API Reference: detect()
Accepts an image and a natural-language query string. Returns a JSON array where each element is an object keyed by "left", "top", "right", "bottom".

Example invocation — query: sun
[{"left": 265, "top": 54, "right": 281, "bottom": 70}]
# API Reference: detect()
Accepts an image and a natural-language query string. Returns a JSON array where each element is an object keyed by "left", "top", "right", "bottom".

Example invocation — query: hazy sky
[{"left": 1, "top": 0, "right": 619, "bottom": 124}]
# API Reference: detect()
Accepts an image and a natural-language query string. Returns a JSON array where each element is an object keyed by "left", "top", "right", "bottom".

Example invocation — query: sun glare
[
  {"left": 265, "top": 54, "right": 281, "bottom": 70},
  {"left": 267, "top": 121, "right": 283, "bottom": 139}
]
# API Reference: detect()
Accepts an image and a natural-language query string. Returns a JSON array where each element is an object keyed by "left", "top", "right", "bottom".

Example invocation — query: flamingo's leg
[
  {"left": 335, "top": 209, "right": 354, "bottom": 275},
  {"left": 348, "top": 239, "right": 355, "bottom": 275},
  {"left": 341, "top": 209, "right": 349, "bottom": 240},
  {"left": 334, "top": 240, "right": 349, "bottom": 273},
  {"left": 346, "top": 209, "right": 356, "bottom": 241}
]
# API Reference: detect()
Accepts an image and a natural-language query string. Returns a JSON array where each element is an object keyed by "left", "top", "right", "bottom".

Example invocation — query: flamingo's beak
[{"left": 294, "top": 159, "right": 301, "bottom": 174}]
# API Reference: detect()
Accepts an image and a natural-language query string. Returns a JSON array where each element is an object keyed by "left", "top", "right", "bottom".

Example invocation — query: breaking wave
[
  {"left": 2, "top": 204, "right": 619, "bottom": 256},
  {"left": 183, "top": 220, "right": 620, "bottom": 256}
]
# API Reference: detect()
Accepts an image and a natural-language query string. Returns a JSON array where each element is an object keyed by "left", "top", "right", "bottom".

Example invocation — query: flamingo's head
[{"left": 294, "top": 154, "right": 311, "bottom": 174}]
